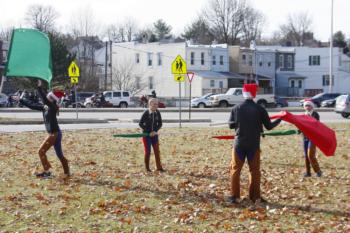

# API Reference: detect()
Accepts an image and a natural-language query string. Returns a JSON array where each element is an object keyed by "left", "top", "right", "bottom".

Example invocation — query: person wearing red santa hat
[
  {"left": 302, "top": 100, "right": 322, "bottom": 177},
  {"left": 17, "top": 80, "right": 70, "bottom": 178},
  {"left": 227, "top": 83, "right": 281, "bottom": 204}
]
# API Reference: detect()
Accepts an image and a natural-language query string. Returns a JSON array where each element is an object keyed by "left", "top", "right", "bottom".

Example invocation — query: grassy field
[{"left": 0, "top": 123, "right": 349, "bottom": 232}]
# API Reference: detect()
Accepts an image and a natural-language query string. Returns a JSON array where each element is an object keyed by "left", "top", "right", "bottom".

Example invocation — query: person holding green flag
[
  {"left": 17, "top": 80, "right": 70, "bottom": 178},
  {"left": 139, "top": 98, "right": 164, "bottom": 172}
]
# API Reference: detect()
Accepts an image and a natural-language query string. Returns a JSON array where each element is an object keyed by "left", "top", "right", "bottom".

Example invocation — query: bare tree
[
  {"left": 182, "top": 17, "right": 215, "bottom": 44},
  {"left": 105, "top": 17, "right": 138, "bottom": 42},
  {"left": 68, "top": 6, "right": 103, "bottom": 91},
  {"left": 25, "top": 4, "right": 58, "bottom": 32},
  {"left": 112, "top": 61, "right": 146, "bottom": 95},
  {"left": 0, "top": 27, "right": 13, "bottom": 41},
  {"left": 203, "top": 0, "right": 246, "bottom": 45},
  {"left": 279, "top": 12, "right": 313, "bottom": 46},
  {"left": 241, "top": 6, "right": 265, "bottom": 46}
]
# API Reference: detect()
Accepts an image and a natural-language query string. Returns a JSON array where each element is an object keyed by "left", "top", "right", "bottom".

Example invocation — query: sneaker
[
  {"left": 227, "top": 196, "right": 238, "bottom": 204},
  {"left": 303, "top": 172, "right": 311, "bottom": 177},
  {"left": 157, "top": 168, "right": 165, "bottom": 172},
  {"left": 35, "top": 171, "right": 52, "bottom": 179},
  {"left": 316, "top": 171, "right": 323, "bottom": 177}
]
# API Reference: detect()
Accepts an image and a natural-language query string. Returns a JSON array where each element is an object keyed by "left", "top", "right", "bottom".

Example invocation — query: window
[
  {"left": 104, "top": 92, "right": 112, "bottom": 98},
  {"left": 147, "top": 53, "right": 153, "bottom": 66},
  {"left": 135, "top": 76, "right": 141, "bottom": 89},
  {"left": 309, "top": 55, "right": 320, "bottom": 66},
  {"left": 248, "top": 55, "right": 253, "bottom": 66},
  {"left": 322, "top": 75, "right": 334, "bottom": 86},
  {"left": 113, "top": 92, "right": 121, "bottom": 97},
  {"left": 210, "top": 80, "right": 215, "bottom": 87},
  {"left": 149, "top": 76, "right": 154, "bottom": 89},
  {"left": 242, "top": 54, "right": 246, "bottom": 65},
  {"left": 279, "top": 55, "right": 284, "bottom": 68},
  {"left": 157, "top": 52, "right": 162, "bottom": 66},
  {"left": 219, "top": 81, "right": 223, "bottom": 88},
  {"left": 268, "top": 62, "right": 271, "bottom": 67},
  {"left": 287, "top": 55, "right": 293, "bottom": 68},
  {"left": 191, "top": 52, "right": 195, "bottom": 65},
  {"left": 220, "top": 55, "right": 224, "bottom": 65},
  {"left": 123, "top": 92, "right": 129, "bottom": 97},
  {"left": 290, "top": 80, "right": 295, "bottom": 88},
  {"left": 212, "top": 56, "right": 216, "bottom": 65},
  {"left": 298, "top": 80, "right": 302, "bottom": 88},
  {"left": 135, "top": 53, "right": 140, "bottom": 64},
  {"left": 201, "top": 52, "right": 205, "bottom": 65}
]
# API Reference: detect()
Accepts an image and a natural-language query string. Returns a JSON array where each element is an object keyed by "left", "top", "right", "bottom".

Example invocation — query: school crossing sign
[
  {"left": 68, "top": 61, "right": 80, "bottom": 84},
  {"left": 171, "top": 55, "right": 187, "bottom": 83}
]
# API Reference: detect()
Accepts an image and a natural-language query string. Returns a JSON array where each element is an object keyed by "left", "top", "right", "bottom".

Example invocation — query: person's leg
[
  {"left": 308, "top": 142, "right": 321, "bottom": 175},
  {"left": 304, "top": 140, "right": 311, "bottom": 176},
  {"left": 230, "top": 149, "right": 245, "bottom": 199},
  {"left": 151, "top": 135, "right": 163, "bottom": 171},
  {"left": 142, "top": 137, "right": 152, "bottom": 171},
  {"left": 247, "top": 150, "right": 261, "bottom": 202},
  {"left": 38, "top": 133, "right": 57, "bottom": 175},
  {"left": 54, "top": 130, "right": 70, "bottom": 175}
]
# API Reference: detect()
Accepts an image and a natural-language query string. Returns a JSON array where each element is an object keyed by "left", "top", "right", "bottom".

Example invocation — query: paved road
[{"left": 0, "top": 110, "right": 348, "bottom": 133}]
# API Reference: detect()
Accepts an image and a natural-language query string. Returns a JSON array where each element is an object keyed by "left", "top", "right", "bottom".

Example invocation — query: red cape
[{"left": 270, "top": 111, "right": 336, "bottom": 156}]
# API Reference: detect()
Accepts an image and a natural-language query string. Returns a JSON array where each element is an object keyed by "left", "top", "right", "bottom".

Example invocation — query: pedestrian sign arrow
[
  {"left": 70, "top": 76, "right": 79, "bottom": 84},
  {"left": 171, "top": 55, "right": 187, "bottom": 74},
  {"left": 68, "top": 61, "right": 80, "bottom": 77},
  {"left": 174, "top": 74, "right": 185, "bottom": 82}
]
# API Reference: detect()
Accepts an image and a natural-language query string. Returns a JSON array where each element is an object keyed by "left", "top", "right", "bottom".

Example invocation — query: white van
[{"left": 103, "top": 91, "right": 131, "bottom": 108}]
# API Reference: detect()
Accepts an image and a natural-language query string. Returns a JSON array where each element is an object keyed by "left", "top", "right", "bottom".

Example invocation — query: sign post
[
  {"left": 68, "top": 61, "right": 80, "bottom": 119},
  {"left": 187, "top": 72, "right": 195, "bottom": 121},
  {"left": 171, "top": 55, "right": 187, "bottom": 128}
]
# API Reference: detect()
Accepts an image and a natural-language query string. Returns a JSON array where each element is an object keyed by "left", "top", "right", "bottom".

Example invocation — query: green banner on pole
[{"left": 5, "top": 28, "right": 53, "bottom": 86}]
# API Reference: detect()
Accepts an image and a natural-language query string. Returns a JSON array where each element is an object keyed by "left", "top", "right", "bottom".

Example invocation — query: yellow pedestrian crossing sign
[
  {"left": 70, "top": 77, "right": 79, "bottom": 84},
  {"left": 174, "top": 74, "right": 185, "bottom": 82},
  {"left": 68, "top": 61, "right": 80, "bottom": 77},
  {"left": 171, "top": 55, "right": 187, "bottom": 74}
]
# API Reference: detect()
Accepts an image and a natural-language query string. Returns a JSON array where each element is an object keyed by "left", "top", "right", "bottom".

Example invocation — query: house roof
[{"left": 190, "top": 70, "right": 245, "bottom": 79}]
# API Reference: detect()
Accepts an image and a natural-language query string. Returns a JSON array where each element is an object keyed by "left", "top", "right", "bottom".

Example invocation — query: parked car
[
  {"left": 0, "top": 93, "right": 7, "bottom": 107},
  {"left": 321, "top": 98, "right": 337, "bottom": 108},
  {"left": 335, "top": 94, "right": 350, "bottom": 118},
  {"left": 191, "top": 93, "right": 214, "bottom": 108},
  {"left": 103, "top": 90, "right": 131, "bottom": 108},
  {"left": 300, "top": 93, "right": 341, "bottom": 108},
  {"left": 274, "top": 96, "right": 288, "bottom": 108},
  {"left": 209, "top": 88, "right": 275, "bottom": 108}
]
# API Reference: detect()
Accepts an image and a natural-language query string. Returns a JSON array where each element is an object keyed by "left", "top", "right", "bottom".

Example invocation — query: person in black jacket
[
  {"left": 139, "top": 98, "right": 164, "bottom": 172},
  {"left": 302, "top": 100, "right": 322, "bottom": 177},
  {"left": 228, "top": 83, "right": 281, "bottom": 204},
  {"left": 19, "top": 80, "right": 70, "bottom": 178}
]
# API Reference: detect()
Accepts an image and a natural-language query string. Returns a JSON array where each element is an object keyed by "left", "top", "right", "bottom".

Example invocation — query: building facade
[{"left": 111, "top": 41, "right": 240, "bottom": 97}]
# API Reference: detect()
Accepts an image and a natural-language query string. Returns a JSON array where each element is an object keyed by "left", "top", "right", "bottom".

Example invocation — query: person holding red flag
[
  {"left": 302, "top": 100, "right": 322, "bottom": 177},
  {"left": 228, "top": 83, "right": 281, "bottom": 204}
]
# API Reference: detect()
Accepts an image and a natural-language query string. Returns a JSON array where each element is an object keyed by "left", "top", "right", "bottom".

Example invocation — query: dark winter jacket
[{"left": 139, "top": 109, "right": 162, "bottom": 133}]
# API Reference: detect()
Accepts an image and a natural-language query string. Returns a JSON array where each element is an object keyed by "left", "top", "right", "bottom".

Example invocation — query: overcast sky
[{"left": 1, "top": 0, "right": 349, "bottom": 42}]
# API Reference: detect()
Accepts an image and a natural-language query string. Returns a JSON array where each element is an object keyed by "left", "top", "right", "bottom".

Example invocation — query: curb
[
  {"left": 0, "top": 118, "right": 109, "bottom": 125},
  {"left": 132, "top": 119, "right": 212, "bottom": 123}
]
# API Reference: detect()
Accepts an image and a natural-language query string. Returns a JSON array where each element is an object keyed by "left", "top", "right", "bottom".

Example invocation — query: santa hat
[
  {"left": 243, "top": 83, "right": 258, "bottom": 99},
  {"left": 47, "top": 92, "right": 59, "bottom": 103},
  {"left": 303, "top": 99, "right": 314, "bottom": 108}
]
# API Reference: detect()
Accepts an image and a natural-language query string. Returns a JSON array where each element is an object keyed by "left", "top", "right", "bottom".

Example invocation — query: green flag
[{"left": 5, "top": 28, "right": 53, "bottom": 86}]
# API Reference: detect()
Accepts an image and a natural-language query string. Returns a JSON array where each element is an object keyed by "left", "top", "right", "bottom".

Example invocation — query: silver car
[
  {"left": 335, "top": 94, "right": 350, "bottom": 118},
  {"left": 191, "top": 93, "right": 214, "bottom": 108},
  {"left": 0, "top": 93, "right": 8, "bottom": 107}
]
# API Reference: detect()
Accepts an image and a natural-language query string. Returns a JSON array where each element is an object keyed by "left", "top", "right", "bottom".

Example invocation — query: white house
[
  {"left": 294, "top": 47, "right": 350, "bottom": 94},
  {"left": 111, "top": 41, "right": 241, "bottom": 97}
]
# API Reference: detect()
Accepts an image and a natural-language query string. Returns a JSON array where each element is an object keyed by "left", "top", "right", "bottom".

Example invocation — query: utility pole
[
  {"left": 109, "top": 40, "right": 113, "bottom": 90},
  {"left": 105, "top": 41, "right": 108, "bottom": 90},
  {"left": 329, "top": 0, "right": 334, "bottom": 93}
]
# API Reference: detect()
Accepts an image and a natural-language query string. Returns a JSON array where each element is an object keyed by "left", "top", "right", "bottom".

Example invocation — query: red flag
[
  {"left": 212, "top": 135, "right": 235, "bottom": 140},
  {"left": 270, "top": 111, "right": 336, "bottom": 156}
]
